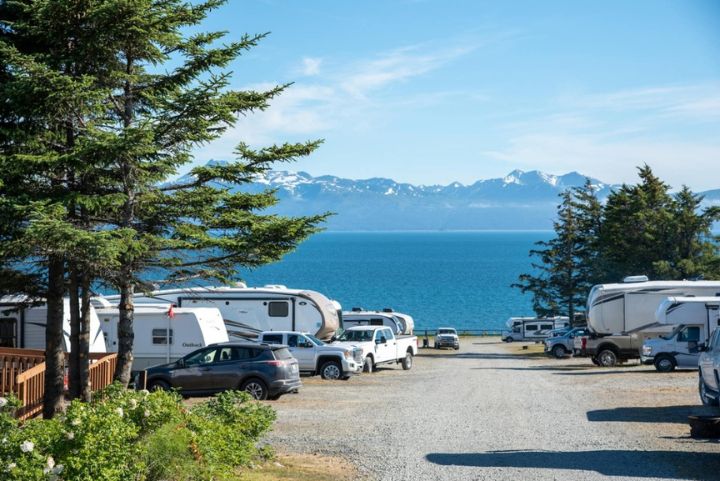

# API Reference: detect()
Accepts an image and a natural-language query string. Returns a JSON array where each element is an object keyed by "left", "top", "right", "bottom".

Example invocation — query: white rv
[
  {"left": 102, "top": 284, "right": 342, "bottom": 341},
  {"left": 93, "top": 303, "right": 229, "bottom": 370},
  {"left": 342, "top": 310, "right": 404, "bottom": 335},
  {"left": 502, "top": 317, "right": 570, "bottom": 342},
  {"left": 0, "top": 297, "right": 107, "bottom": 352},
  {"left": 641, "top": 297, "right": 720, "bottom": 372}
]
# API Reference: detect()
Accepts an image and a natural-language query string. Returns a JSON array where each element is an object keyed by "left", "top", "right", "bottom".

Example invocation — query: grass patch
[{"left": 239, "top": 453, "right": 361, "bottom": 481}]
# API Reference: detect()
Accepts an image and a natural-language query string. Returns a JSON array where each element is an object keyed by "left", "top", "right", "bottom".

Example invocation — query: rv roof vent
[
  {"left": 234, "top": 281, "right": 247, "bottom": 288},
  {"left": 382, "top": 308, "right": 393, "bottom": 312},
  {"left": 351, "top": 307, "right": 363, "bottom": 312},
  {"left": 623, "top": 275, "right": 649, "bottom": 283},
  {"left": 263, "top": 284, "right": 287, "bottom": 290}
]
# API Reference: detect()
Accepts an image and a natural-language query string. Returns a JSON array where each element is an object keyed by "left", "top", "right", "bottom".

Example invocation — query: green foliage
[
  {"left": 0, "top": 384, "right": 276, "bottom": 481},
  {"left": 515, "top": 166, "right": 720, "bottom": 317}
]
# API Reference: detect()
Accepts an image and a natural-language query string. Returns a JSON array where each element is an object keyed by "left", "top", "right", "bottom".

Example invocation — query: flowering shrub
[{"left": 0, "top": 385, "right": 276, "bottom": 481}]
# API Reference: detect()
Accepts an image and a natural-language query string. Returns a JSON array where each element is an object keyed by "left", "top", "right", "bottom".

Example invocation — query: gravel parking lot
[{"left": 265, "top": 338, "right": 720, "bottom": 481}]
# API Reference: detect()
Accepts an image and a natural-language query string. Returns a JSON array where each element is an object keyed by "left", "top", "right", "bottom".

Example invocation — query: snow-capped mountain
[{"left": 183, "top": 161, "right": 717, "bottom": 230}]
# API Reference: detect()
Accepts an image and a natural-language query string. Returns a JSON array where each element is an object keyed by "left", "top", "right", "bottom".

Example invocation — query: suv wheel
[
  {"left": 654, "top": 355, "right": 676, "bottom": 373},
  {"left": 363, "top": 356, "right": 374, "bottom": 373},
  {"left": 148, "top": 379, "right": 170, "bottom": 392},
  {"left": 320, "top": 360, "right": 342, "bottom": 380},
  {"left": 552, "top": 344, "right": 567, "bottom": 359},
  {"left": 241, "top": 378, "right": 268, "bottom": 400},
  {"left": 699, "top": 374, "right": 719, "bottom": 407},
  {"left": 597, "top": 349, "right": 618, "bottom": 367}
]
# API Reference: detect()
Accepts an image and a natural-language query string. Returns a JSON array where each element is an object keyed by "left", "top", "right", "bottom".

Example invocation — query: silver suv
[
  {"left": 544, "top": 327, "right": 589, "bottom": 359},
  {"left": 698, "top": 328, "right": 720, "bottom": 406}
]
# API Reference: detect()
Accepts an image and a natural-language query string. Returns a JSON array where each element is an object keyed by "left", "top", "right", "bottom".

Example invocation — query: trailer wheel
[
  {"left": 148, "top": 379, "right": 170, "bottom": 392},
  {"left": 363, "top": 356, "right": 374, "bottom": 373},
  {"left": 320, "top": 360, "right": 342, "bottom": 380},
  {"left": 597, "top": 349, "right": 618, "bottom": 367},
  {"left": 402, "top": 352, "right": 413, "bottom": 370},
  {"left": 241, "top": 378, "right": 268, "bottom": 400},
  {"left": 552, "top": 344, "right": 567, "bottom": 359},
  {"left": 699, "top": 374, "right": 719, "bottom": 407},
  {"left": 654, "top": 355, "right": 676, "bottom": 373}
]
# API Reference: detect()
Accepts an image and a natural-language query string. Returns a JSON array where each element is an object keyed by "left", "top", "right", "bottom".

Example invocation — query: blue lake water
[{"left": 240, "top": 231, "right": 553, "bottom": 332}]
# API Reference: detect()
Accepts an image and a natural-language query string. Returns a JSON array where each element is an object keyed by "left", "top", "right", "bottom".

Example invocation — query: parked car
[
  {"left": 434, "top": 327, "right": 460, "bottom": 350},
  {"left": 145, "top": 342, "right": 301, "bottom": 400},
  {"left": 331, "top": 326, "right": 417, "bottom": 373},
  {"left": 699, "top": 328, "right": 720, "bottom": 406},
  {"left": 258, "top": 331, "right": 363, "bottom": 380},
  {"left": 544, "top": 327, "right": 589, "bottom": 358}
]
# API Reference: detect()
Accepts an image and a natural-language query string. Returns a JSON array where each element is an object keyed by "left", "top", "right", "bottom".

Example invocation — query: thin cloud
[{"left": 300, "top": 57, "right": 322, "bottom": 76}]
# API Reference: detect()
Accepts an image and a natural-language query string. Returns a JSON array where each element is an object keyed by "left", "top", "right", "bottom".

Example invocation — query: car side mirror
[{"left": 176, "top": 359, "right": 185, "bottom": 368}]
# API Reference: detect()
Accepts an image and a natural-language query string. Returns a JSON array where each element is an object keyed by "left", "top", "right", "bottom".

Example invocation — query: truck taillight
[{"left": 266, "top": 360, "right": 285, "bottom": 366}]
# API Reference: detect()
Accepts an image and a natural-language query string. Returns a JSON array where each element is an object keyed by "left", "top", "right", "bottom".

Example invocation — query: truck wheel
[
  {"left": 454, "top": 345, "right": 460, "bottom": 351},
  {"left": 320, "top": 360, "right": 342, "bottom": 380},
  {"left": 597, "top": 349, "right": 618, "bottom": 367},
  {"left": 363, "top": 356, "right": 374, "bottom": 373},
  {"left": 241, "top": 378, "right": 268, "bottom": 400},
  {"left": 654, "top": 355, "right": 676, "bottom": 373},
  {"left": 552, "top": 345, "right": 567, "bottom": 359},
  {"left": 699, "top": 374, "right": 719, "bottom": 406},
  {"left": 591, "top": 357, "right": 600, "bottom": 366},
  {"left": 505, "top": 337, "right": 513, "bottom": 343},
  {"left": 402, "top": 352, "right": 413, "bottom": 370}
]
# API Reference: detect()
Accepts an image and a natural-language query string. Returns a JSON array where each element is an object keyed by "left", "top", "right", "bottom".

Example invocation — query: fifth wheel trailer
[
  {"left": 102, "top": 284, "right": 342, "bottom": 341},
  {"left": 0, "top": 297, "right": 107, "bottom": 352},
  {"left": 580, "top": 279, "right": 720, "bottom": 367}
]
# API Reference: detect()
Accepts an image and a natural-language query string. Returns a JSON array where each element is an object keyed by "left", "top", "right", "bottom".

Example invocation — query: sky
[{"left": 190, "top": 0, "right": 720, "bottom": 190}]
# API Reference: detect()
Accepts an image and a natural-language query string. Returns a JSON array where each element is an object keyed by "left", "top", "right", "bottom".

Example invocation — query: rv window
[
  {"left": 370, "top": 319, "right": 385, "bottom": 326},
  {"left": 678, "top": 327, "right": 700, "bottom": 343},
  {"left": 540, "top": 324, "right": 553, "bottom": 331},
  {"left": 152, "top": 328, "right": 173, "bottom": 345},
  {"left": 268, "top": 301, "right": 289, "bottom": 317},
  {"left": 525, "top": 325, "right": 538, "bottom": 332},
  {"left": 262, "top": 334, "right": 284, "bottom": 344},
  {"left": 0, "top": 318, "right": 17, "bottom": 347}
]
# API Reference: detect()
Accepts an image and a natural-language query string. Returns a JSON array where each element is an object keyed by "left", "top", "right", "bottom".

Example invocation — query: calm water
[{"left": 240, "top": 231, "right": 552, "bottom": 332}]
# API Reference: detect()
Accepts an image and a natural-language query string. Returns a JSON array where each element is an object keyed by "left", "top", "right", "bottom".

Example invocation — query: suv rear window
[{"left": 272, "top": 347, "right": 294, "bottom": 360}]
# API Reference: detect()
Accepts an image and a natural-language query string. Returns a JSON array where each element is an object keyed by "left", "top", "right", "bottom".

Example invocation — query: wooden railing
[
  {"left": 0, "top": 348, "right": 46, "bottom": 397},
  {"left": 3, "top": 350, "right": 120, "bottom": 420}
]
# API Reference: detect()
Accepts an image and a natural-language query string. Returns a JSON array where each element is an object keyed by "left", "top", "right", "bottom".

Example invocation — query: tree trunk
[
  {"left": 43, "top": 255, "right": 66, "bottom": 419},
  {"left": 114, "top": 278, "right": 134, "bottom": 386},
  {"left": 79, "top": 274, "right": 91, "bottom": 401},
  {"left": 68, "top": 270, "right": 80, "bottom": 399}
]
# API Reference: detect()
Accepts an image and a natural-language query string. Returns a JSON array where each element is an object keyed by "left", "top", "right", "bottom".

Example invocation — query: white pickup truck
[
  {"left": 258, "top": 331, "right": 363, "bottom": 380},
  {"left": 331, "top": 326, "right": 418, "bottom": 373}
]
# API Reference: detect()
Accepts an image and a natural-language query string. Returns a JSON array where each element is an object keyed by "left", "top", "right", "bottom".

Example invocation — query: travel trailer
[
  {"left": 93, "top": 302, "right": 229, "bottom": 370},
  {"left": 641, "top": 297, "right": 720, "bottom": 372},
  {"left": 579, "top": 278, "right": 720, "bottom": 367},
  {"left": 0, "top": 297, "right": 107, "bottom": 352},
  {"left": 102, "top": 284, "right": 342, "bottom": 341},
  {"left": 342, "top": 310, "right": 404, "bottom": 335},
  {"left": 502, "top": 317, "right": 570, "bottom": 342}
]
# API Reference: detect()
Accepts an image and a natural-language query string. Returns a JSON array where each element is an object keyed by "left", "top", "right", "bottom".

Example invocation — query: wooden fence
[{"left": 1, "top": 349, "right": 119, "bottom": 420}]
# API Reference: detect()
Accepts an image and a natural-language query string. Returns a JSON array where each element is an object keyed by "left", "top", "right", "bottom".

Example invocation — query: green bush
[{"left": 0, "top": 384, "right": 276, "bottom": 481}]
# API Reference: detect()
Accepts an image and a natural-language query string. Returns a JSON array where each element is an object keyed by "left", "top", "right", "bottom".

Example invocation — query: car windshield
[
  {"left": 438, "top": 329, "right": 456, "bottom": 335},
  {"left": 337, "top": 330, "right": 374, "bottom": 342},
  {"left": 660, "top": 325, "right": 683, "bottom": 341},
  {"left": 306, "top": 334, "right": 324, "bottom": 346}
]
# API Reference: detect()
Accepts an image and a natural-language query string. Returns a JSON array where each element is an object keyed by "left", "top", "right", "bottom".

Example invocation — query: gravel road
[{"left": 265, "top": 338, "right": 720, "bottom": 481}]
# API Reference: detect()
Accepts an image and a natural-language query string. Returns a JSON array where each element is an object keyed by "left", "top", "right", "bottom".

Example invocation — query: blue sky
[{"left": 191, "top": 0, "right": 720, "bottom": 190}]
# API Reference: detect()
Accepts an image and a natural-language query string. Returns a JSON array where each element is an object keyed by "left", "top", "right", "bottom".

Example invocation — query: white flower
[
  {"left": 71, "top": 418, "right": 81, "bottom": 426},
  {"left": 47, "top": 456, "right": 55, "bottom": 469},
  {"left": 66, "top": 431, "right": 75, "bottom": 440},
  {"left": 0, "top": 397, "right": 7, "bottom": 408},
  {"left": 115, "top": 407, "right": 124, "bottom": 417},
  {"left": 53, "top": 465, "right": 64, "bottom": 474},
  {"left": 140, "top": 389, "right": 149, "bottom": 397},
  {"left": 129, "top": 399, "right": 137, "bottom": 409},
  {"left": 6, "top": 462, "right": 16, "bottom": 471},
  {"left": 20, "top": 440, "right": 34, "bottom": 453},
  {"left": 143, "top": 410, "right": 150, "bottom": 418},
  {"left": 1, "top": 437, "right": 6, "bottom": 444}
]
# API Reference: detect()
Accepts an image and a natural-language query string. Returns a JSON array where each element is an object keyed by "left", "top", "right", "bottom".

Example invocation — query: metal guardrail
[{"left": 417, "top": 329, "right": 503, "bottom": 337}]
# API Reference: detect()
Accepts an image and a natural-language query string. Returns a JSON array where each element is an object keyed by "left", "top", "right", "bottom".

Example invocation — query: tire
[
  {"left": 454, "top": 346, "right": 460, "bottom": 351},
  {"left": 654, "top": 355, "right": 676, "bottom": 373},
  {"left": 505, "top": 337, "right": 513, "bottom": 343},
  {"left": 148, "top": 379, "right": 170, "bottom": 392},
  {"left": 402, "top": 352, "right": 413, "bottom": 370},
  {"left": 591, "top": 357, "right": 600, "bottom": 366},
  {"left": 434, "top": 343, "right": 438, "bottom": 349},
  {"left": 241, "top": 378, "right": 268, "bottom": 400},
  {"left": 363, "top": 356, "right": 374, "bottom": 373},
  {"left": 597, "top": 348, "right": 618, "bottom": 367},
  {"left": 552, "top": 344, "right": 567, "bottom": 359},
  {"left": 320, "top": 360, "right": 343, "bottom": 380},
  {"left": 699, "top": 374, "right": 719, "bottom": 407}
]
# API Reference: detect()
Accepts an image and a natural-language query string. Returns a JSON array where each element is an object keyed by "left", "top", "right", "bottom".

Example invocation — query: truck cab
[
  {"left": 642, "top": 324, "right": 706, "bottom": 372},
  {"left": 258, "top": 331, "right": 363, "bottom": 380}
]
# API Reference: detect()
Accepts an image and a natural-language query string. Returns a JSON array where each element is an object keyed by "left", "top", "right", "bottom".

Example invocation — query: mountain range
[{"left": 182, "top": 161, "right": 720, "bottom": 231}]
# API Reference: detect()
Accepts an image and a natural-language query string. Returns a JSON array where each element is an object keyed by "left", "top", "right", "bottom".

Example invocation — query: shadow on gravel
[
  {"left": 587, "top": 405, "right": 713, "bottom": 424},
  {"left": 420, "top": 352, "right": 545, "bottom": 360},
  {"left": 425, "top": 450, "right": 720, "bottom": 479},
  {"left": 471, "top": 365, "right": 590, "bottom": 371}
]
